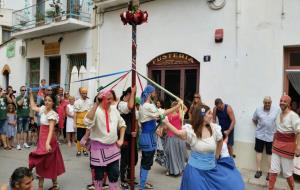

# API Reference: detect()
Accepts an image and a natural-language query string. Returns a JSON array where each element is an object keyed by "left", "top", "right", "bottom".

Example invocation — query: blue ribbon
[{"left": 73, "top": 70, "right": 131, "bottom": 82}]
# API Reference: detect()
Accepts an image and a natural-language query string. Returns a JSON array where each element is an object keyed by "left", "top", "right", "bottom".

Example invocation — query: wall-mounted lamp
[{"left": 58, "top": 37, "right": 63, "bottom": 43}]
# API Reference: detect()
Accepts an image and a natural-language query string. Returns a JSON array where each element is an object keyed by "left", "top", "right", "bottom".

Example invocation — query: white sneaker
[
  {"left": 17, "top": 144, "right": 21, "bottom": 150},
  {"left": 23, "top": 143, "right": 31, "bottom": 149}
]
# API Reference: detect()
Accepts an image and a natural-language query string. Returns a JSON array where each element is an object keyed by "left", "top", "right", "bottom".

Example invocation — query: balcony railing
[{"left": 12, "top": 0, "right": 93, "bottom": 32}]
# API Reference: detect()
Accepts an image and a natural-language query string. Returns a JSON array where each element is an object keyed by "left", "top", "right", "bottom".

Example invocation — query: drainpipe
[
  {"left": 96, "top": 8, "right": 104, "bottom": 88},
  {"left": 235, "top": 0, "right": 240, "bottom": 65}
]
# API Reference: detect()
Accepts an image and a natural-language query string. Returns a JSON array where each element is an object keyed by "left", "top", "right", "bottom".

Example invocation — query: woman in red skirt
[{"left": 29, "top": 90, "right": 65, "bottom": 190}]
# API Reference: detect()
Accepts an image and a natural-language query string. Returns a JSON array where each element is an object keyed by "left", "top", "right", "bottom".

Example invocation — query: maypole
[{"left": 120, "top": 1, "right": 148, "bottom": 189}]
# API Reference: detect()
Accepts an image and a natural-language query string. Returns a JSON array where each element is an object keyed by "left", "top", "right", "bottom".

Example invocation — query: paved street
[{"left": 0, "top": 144, "right": 266, "bottom": 190}]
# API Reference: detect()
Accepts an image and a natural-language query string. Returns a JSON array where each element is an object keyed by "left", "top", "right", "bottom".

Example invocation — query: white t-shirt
[
  {"left": 39, "top": 106, "right": 59, "bottom": 125},
  {"left": 183, "top": 123, "right": 222, "bottom": 153}
]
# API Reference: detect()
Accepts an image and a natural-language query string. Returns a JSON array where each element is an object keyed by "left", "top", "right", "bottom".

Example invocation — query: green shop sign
[{"left": 6, "top": 42, "right": 16, "bottom": 58}]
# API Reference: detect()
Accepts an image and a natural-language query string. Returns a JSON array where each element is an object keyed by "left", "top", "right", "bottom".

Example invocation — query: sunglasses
[
  {"left": 194, "top": 96, "right": 200, "bottom": 98},
  {"left": 21, "top": 89, "right": 26, "bottom": 91}
]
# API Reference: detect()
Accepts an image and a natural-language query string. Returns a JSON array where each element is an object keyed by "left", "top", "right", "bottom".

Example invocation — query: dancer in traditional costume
[
  {"left": 117, "top": 86, "right": 138, "bottom": 188},
  {"left": 163, "top": 104, "right": 244, "bottom": 190},
  {"left": 28, "top": 90, "right": 65, "bottom": 190},
  {"left": 268, "top": 95, "right": 300, "bottom": 190},
  {"left": 164, "top": 101, "right": 188, "bottom": 176},
  {"left": 138, "top": 85, "right": 181, "bottom": 190},
  {"left": 74, "top": 87, "right": 93, "bottom": 157},
  {"left": 83, "top": 90, "right": 126, "bottom": 190}
]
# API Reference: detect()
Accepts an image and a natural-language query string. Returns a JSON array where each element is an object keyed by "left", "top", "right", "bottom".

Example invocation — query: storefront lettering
[{"left": 151, "top": 52, "right": 195, "bottom": 65}]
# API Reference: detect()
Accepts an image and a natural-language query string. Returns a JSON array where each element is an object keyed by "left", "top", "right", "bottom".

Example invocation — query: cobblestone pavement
[{"left": 0, "top": 144, "right": 268, "bottom": 189}]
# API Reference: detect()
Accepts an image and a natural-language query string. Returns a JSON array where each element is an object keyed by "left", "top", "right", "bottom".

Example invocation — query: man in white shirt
[
  {"left": 268, "top": 95, "right": 300, "bottom": 190},
  {"left": 252, "top": 96, "right": 278, "bottom": 180}
]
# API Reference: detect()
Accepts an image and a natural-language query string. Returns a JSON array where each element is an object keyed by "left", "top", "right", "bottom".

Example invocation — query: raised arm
[
  {"left": 163, "top": 118, "right": 187, "bottom": 140},
  {"left": 127, "top": 86, "right": 136, "bottom": 110},
  {"left": 164, "top": 103, "right": 181, "bottom": 115},
  {"left": 85, "top": 103, "right": 99, "bottom": 121},
  {"left": 29, "top": 91, "right": 40, "bottom": 113}
]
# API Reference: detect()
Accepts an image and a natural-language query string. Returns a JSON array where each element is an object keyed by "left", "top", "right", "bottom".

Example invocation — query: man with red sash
[{"left": 268, "top": 95, "right": 300, "bottom": 190}]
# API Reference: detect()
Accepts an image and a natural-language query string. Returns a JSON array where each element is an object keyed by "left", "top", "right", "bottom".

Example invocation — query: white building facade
[
  {"left": 94, "top": 0, "right": 300, "bottom": 172},
  {"left": 3, "top": 0, "right": 95, "bottom": 96},
  {"left": 2, "top": 0, "right": 300, "bottom": 172}
]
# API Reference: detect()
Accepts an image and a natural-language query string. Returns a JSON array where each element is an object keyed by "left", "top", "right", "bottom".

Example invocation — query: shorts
[
  {"left": 255, "top": 138, "right": 272, "bottom": 155},
  {"left": 0, "top": 119, "right": 6, "bottom": 134},
  {"left": 17, "top": 117, "right": 29, "bottom": 133},
  {"left": 222, "top": 129, "right": 234, "bottom": 146},
  {"left": 77, "top": 128, "right": 87, "bottom": 141}
]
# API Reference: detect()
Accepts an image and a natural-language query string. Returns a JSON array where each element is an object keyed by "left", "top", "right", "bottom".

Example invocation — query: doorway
[
  {"left": 284, "top": 47, "right": 300, "bottom": 116},
  {"left": 148, "top": 52, "right": 200, "bottom": 109},
  {"left": 49, "top": 56, "right": 61, "bottom": 85}
]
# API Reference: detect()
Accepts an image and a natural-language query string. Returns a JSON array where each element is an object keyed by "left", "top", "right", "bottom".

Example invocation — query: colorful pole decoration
[{"left": 120, "top": 1, "right": 148, "bottom": 189}]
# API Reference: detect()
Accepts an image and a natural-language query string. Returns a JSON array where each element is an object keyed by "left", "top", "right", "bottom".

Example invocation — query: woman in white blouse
[
  {"left": 163, "top": 104, "right": 244, "bottom": 190},
  {"left": 29, "top": 91, "right": 65, "bottom": 190}
]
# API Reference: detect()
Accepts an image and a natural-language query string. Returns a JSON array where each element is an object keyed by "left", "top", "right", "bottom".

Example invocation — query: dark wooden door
[{"left": 49, "top": 56, "right": 61, "bottom": 85}]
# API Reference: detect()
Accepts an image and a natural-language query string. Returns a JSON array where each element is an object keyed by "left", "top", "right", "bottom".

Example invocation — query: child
[
  {"left": 28, "top": 117, "right": 38, "bottom": 146},
  {"left": 66, "top": 96, "right": 75, "bottom": 147},
  {"left": 5, "top": 104, "right": 17, "bottom": 149}
]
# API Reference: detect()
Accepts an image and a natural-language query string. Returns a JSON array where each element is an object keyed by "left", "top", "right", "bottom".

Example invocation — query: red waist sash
[{"left": 272, "top": 131, "right": 296, "bottom": 159}]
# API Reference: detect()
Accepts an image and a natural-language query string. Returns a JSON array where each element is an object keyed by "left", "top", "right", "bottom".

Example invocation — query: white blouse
[
  {"left": 183, "top": 123, "right": 223, "bottom": 153},
  {"left": 39, "top": 106, "right": 59, "bottom": 125},
  {"left": 139, "top": 103, "right": 164, "bottom": 123},
  {"left": 84, "top": 106, "right": 126, "bottom": 144}
]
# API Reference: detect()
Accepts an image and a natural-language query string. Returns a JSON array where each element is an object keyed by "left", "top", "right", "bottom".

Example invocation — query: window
[
  {"left": 27, "top": 58, "right": 40, "bottom": 88},
  {"left": 2, "top": 29, "right": 11, "bottom": 43},
  {"left": 290, "top": 52, "right": 300, "bottom": 67}
]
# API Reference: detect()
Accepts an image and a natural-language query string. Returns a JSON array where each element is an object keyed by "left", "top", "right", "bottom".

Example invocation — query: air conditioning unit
[{"left": 19, "top": 45, "right": 26, "bottom": 57}]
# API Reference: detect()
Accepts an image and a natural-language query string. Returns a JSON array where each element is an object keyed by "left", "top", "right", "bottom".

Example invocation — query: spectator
[
  {"left": 213, "top": 98, "right": 236, "bottom": 157},
  {"left": 188, "top": 93, "right": 202, "bottom": 120},
  {"left": 66, "top": 96, "right": 75, "bottom": 147},
  {"left": 252, "top": 96, "right": 279, "bottom": 180},
  {"left": 74, "top": 87, "right": 92, "bottom": 157},
  {"left": 56, "top": 87, "right": 68, "bottom": 141},
  {"left": 0, "top": 86, "right": 9, "bottom": 149},
  {"left": 0, "top": 167, "right": 34, "bottom": 190},
  {"left": 28, "top": 117, "right": 37, "bottom": 146},
  {"left": 5, "top": 103, "right": 17, "bottom": 150},
  {"left": 16, "top": 86, "right": 31, "bottom": 150},
  {"left": 6, "top": 86, "right": 16, "bottom": 105}
]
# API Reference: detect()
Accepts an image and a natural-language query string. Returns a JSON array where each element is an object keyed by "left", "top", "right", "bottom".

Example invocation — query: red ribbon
[{"left": 101, "top": 96, "right": 110, "bottom": 133}]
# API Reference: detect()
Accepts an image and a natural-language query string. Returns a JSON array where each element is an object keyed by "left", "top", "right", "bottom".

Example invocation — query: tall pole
[{"left": 130, "top": 23, "right": 137, "bottom": 190}]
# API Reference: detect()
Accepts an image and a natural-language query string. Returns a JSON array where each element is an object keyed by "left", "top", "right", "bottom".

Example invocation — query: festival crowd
[{"left": 0, "top": 78, "right": 299, "bottom": 190}]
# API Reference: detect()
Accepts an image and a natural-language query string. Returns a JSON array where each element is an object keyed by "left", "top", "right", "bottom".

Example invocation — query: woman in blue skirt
[{"left": 163, "top": 104, "right": 244, "bottom": 190}]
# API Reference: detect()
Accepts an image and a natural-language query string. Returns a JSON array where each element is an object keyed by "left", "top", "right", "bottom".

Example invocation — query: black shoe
[
  {"left": 266, "top": 173, "right": 269, "bottom": 181},
  {"left": 254, "top": 171, "right": 262, "bottom": 178},
  {"left": 83, "top": 151, "right": 89, "bottom": 157},
  {"left": 76, "top": 151, "right": 81, "bottom": 157}
]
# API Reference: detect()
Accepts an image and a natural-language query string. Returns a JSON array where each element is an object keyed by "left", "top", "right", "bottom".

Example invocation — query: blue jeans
[
  {"left": 17, "top": 117, "right": 29, "bottom": 133},
  {"left": 0, "top": 119, "right": 6, "bottom": 135}
]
